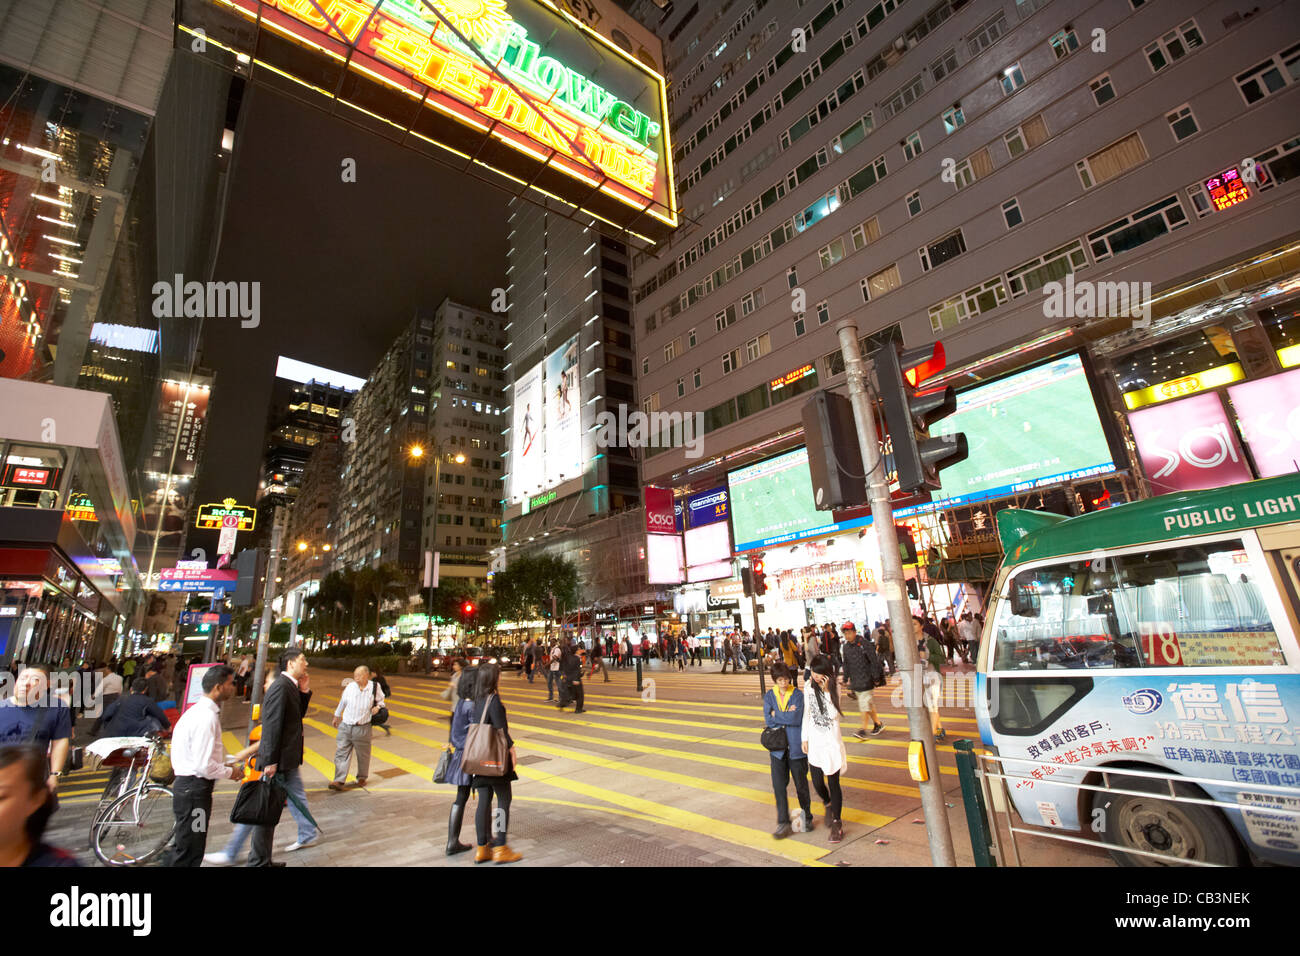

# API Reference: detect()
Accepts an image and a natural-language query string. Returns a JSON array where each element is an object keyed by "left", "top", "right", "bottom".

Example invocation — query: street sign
[
  {"left": 159, "top": 568, "right": 238, "bottom": 582},
  {"left": 217, "top": 521, "right": 238, "bottom": 555},
  {"left": 179, "top": 611, "right": 231, "bottom": 626},
  {"left": 195, "top": 500, "right": 256, "bottom": 531}
]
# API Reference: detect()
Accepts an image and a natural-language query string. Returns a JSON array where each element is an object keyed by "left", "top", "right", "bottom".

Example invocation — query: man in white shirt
[
  {"left": 89, "top": 664, "right": 123, "bottom": 735},
  {"left": 165, "top": 665, "right": 251, "bottom": 866},
  {"left": 329, "top": 666, "right": 383, "bottom": 790}
]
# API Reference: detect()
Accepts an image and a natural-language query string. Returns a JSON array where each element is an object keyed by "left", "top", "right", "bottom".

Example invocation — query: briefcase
[{"left": 229, "top": 777, "right": 287, "bottom": 827}]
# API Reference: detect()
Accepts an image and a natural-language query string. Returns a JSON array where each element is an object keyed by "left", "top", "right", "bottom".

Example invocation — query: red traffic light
[
  {"left": 903, "top": 341, "right": 946, "bottom": 387},
  {"left": 752, "top": 558, "right": 764, "bottom": 574},
  {"left": 462, "top": 601, "right": 475, "bottom": 615}
]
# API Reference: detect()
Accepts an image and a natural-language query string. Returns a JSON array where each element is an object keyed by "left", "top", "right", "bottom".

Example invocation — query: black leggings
[
  {"left": 474, "top": 779, "right": 513, "bottom": 847},
  {"left": 453, "top": 784, "right": 471, "bottom": 808},
  {"left": 809, "top": 765, "right": 843, "bottom": 823}
]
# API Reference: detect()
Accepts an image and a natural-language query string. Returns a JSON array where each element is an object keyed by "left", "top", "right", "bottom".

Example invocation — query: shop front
[{"left": 0, "top": 548, "right": 112, "bottom": 665}]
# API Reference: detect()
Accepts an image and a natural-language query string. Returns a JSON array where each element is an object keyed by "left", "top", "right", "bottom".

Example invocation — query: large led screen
[
  {"left": 727, "top": 447, "right": 872, "bottom": 553},
  {"left": 926, "top": 352, "right": 1118, "bottom": 508},
  {"left": 645, "top": 533, "right": 684, "bottom": 584},
  {"left": 684, "top": 521, "right": 730, "bottom": 565},
  {"left": 198, "top": 0, "right": 677, "bottom": 242},
  {"left": 544, "top": 334, "right": 582, "bottom": 488},
  {"left": 509, "top": 362, "right": 544, "bottom": 501}
]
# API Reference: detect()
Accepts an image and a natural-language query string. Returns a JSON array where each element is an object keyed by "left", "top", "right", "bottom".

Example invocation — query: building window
[
  {"left": 1076, "top": 132, "right": 1148, "bottom": 188},
  {"left": 793, "top": 314, "right": 806, "bottom": 336},
  {"left": 1048, "top": 28, "right": 1079, "bottom": 60},
  {"left": 1166, "top": 104, "right": 1199, "bottom": 141},
  {"left": 968, "top": 12, "right": 1008, "bottom": 57},
  {"left": 928, "top": 277, "right": 1009, "bottom": 333},
  {"left": 1145, "top": 20, "right": 1204, "bottom": 73},
  {"left": 677, "top": 377, "right": 685, "bottom": 397},
  {"left": 818, "top": 237, "right": 847, "bottom": 270},
  {"left": 1000, "top": 63, "right": 1026, "bottom": 95},
  {"left": 903, "top": 130, "right": 923, "bottom": 161},
  {"left": 693, "top": 367, "right": 702, "bottom": 388},
  {"left": 722, "top": 349, "right": 740, "bottom": 375},
  {"left": 862, "top": 264, "right": 901, "bottom": 301},
  {"left": 641, "top": 357, "right": 650, "bottom": 375},
  {"left": 1003, "top": 114, "right": 1048, "bottom": 158},
  {"left": 1005, "top": 240, "right": 1089, "bottom": 297},
  {"left": 882, "top": 74, "right": 926, "bottom": 119},
  {"left": 851, "top": 217, "right": 880, "bottom": 250},
  {"left": 740, "top": 288, "right": 764, "bottom": 315},
  {"left": 919, "top": 229, "right": 967, "bottom": 272},
  {"left": 1235, "top": 43, "right": 1300, "bottom": 104},
  {"left": 930, "top": 48, "right": 958, "bottom": 83},
  {"left": 1186, "top": 183, "right": 1213, "bottom": 218},
  {"left": 906, "top": 190, "right": 923, "bottom": 217},
  {"left": 816, "top": 301, "right": 830, "bottom": 325},
  {"left": 746, "top": 333, "right": 771, "bottom": 361},
  {"left": 953, "top": 147, "right": 993, "bottom": 190},
  {"left": 786, "top": 266, "right": 799, "bottom": 289},
  {"left": 664, "top": 340, "right": 676, "bottom": 362},
  {"left": 1002, "top": 197, "right": 1024, "bottom": 229},
  {"left": 942, "top": 105, "right": 965, "bottom": 133},
  {"left": 715, "top": 305, "right": 737, "bottom": 331},
  {"left": 687, "top": 327, "right": 697, "bottom": 347},
  {"left": 1087, "top": 195, "right": 1188, "bottom": 262},
  {"left": 1089, "top": 73, "right": 1115, "bottom": 106}
]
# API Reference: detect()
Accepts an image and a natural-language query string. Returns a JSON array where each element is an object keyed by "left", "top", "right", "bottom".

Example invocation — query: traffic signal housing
[
  {"left": 802, "top": 390, "right": 868, "bottom": 510},
  {"left": 873, "top": 341, "right": 968, "bottom": 493},
  {"left": 752, "top": 558, "right": 767, "bottom": 596},
  {"left": 462, "top": 601, "right": 475, "bottom": 617},
  {"left": 740, "top": 565, "right": 755, "bottom": 598}
]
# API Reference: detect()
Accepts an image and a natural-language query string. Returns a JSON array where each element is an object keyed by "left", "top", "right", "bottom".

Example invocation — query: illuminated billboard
[
  {"left": 727, "top": 447, "right": 873, "bottom": 553},
  {"left": 645, "top": 533, "right": 684, "bottom": 585},
  {"left": 190, "top": 0, "right": 677, "bottom": 243},
  {"left": 510, "top": 361, "right": 545, "bottom": 501},
  {"left": 544, "top": 334, "right": 581, "bottom": 488}
]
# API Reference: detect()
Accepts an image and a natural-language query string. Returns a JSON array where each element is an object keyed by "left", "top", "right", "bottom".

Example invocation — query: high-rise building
[
  {"left": 255, "top": 357, "right": 363, "bottom": 540},
  {"left": 634, "top": 0, "right": 1300, "bottom": 630},
  {"left": 421, "top": 297, "right": 507, "bottom": 583},
  {"left": 282, "top": 433, "right": 342, "bottom": 604},
  {"left": 336, "top": 301, "right": 505, "bottom": 577}
]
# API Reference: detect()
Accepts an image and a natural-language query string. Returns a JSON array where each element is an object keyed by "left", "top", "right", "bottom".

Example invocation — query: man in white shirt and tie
[
  {"left": 329, "top": 666, "right": 383, "bottom": 790},
  {"left": 165, "top": 665, "right": 253, "bottom": 866}
]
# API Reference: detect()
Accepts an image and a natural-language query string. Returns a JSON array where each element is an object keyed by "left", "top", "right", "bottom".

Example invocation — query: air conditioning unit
[{"left": 894, "top": 36, "right": 909, "bottom": 52}]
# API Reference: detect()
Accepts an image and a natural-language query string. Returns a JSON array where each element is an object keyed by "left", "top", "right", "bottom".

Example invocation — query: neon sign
[
  {"left": 195, "top": 500, "right": 257, "bottom": 531},
  {"left": 770, "top": 364, "right": 815, "bottom": 391},
  {"left": 206, "top": 0, "right": 676, "bottom": 241},
  {"left": 1205, "top": 167, "right": 1250, "bottom": 212}
]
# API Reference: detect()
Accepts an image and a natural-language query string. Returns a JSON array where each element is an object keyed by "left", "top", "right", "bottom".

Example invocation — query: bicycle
[{"left": 86, "top": 731, "right": 176, "bottom": 866}]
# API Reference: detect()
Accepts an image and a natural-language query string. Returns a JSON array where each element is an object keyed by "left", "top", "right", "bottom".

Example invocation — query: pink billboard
[
  {"left": 1228, "top": 368, "right": 1300, "bottom": 478},
  {"left": 644, "top": 486, "right": 676, "bottom": 535},
  {"left": 1127, "top": 393, "right": 1253, "bottom": 494}
]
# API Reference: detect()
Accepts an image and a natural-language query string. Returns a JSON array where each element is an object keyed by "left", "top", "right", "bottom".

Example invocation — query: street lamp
[
  {"left": 414, "top": 439, "right": 467, "bottom": 672},
  {"left": 294, "top": 539, "right": 331, "bottom": 649}
]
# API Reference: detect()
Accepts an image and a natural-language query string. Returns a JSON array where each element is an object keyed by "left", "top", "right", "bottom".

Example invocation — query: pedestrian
[
  {"left": 719, "top": 634, "right": 734, "bottom": 674},
  {"left": 468, "top": 663, "right": 521, "bottom": 864},
  {"left": 248, "top": 648, "right": 320, "bottom": 865},
  {"left": 588, "top": 638, "right": 611, "bottom": 683},
  {"left": 370, "top": 668, "right": 393, "bottom": 735},
  {"left": 764, "top": 662, "right": 813, "bottom": 839},
  {"left": 441, "top": 667, "right": 477, "bottom": 856},
  {"left": 873, "top": 621, "right": 895, "bottom": 675},
  {"left": 522, "top": 639, "right": 536, "bottom": 682},
  {"left": 141, "top": 662, "right": 169, "bottom": 703},
  {"left": 0, "top": 746, "right": 78, "bottom": 866},
  {"left": 801, "top": 656, "right": 846, "bottom": 844},
  {"left": 89, "top": 663, "right": 122, "bottom": 736},
  {"left": 235, "top": 655, "right": 252, "bottom": 699},
  {"left": 0, "top": 667, "right": 73, "bottom": 801},
  {"left": 329, "top": 666, "right": 383, "bottom": 791},
  {"left": 558, "top": 637, "right": 585, "bottom": 713},
  {"left": 802, "top": 628, "right": 820, "bottom": 684},
  {"left": 545, "top": 640, "right": 561, "bottom": 700},
  {"left": 440, "top": 658, "right": 469, "bottom": 719},
  {"left": 838, "top": 623, "right": 884, "bottom": 738},
  {"left": 957, "top": 612, "right": 978, "bottom": 664},
  {"left": 99, "top": 678, "right": 170, "bottom": 738},
  {"left": 165, "top": 665, "right": 251, "bottom": 866},
  {"left": 204, "top": 666, "right": 280, "bottom": 866},
  {"left": 920, "top": 615, "right": 948, "bottom": 742},
  {"left": 122, "top": 656, "right": 137, "bottom": 685}
]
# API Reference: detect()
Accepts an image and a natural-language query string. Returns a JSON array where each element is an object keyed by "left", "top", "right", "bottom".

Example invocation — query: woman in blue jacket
[
  {"left": 763, "top": 662, "right": 814, "bottom": 839},
  {"left": 442, "top": 667, "right": 478, "bottom": 856}
]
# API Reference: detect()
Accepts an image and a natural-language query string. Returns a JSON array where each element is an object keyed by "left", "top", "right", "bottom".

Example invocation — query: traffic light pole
[
  {"left": 835, "top": 320, "right": 957, "bottom": 867},
  {"left": 250, "top": 506, "right": 285, "bottom": 712}
]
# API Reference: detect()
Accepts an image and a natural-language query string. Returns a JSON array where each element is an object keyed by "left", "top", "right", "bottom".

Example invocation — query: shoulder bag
[
  {"left": 432, "top": 745, "right": 452, "bottom": 784},
  {"left": 760, "top": 691, "right": 790, "bottom": 752},
  {"left": 370, "top": 682, "right": 389, "bottom": 727},
  {"left": 461, "top": 694, "right": 508, "bottom": 777}
]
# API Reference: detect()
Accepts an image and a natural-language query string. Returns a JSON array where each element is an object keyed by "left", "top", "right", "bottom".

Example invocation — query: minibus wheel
[{"left": 1091, "top": 776, "right": 1245, "bottom": 867}]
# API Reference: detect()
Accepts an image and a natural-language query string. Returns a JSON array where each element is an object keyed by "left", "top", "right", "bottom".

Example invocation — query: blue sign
[
  {"left": 686, "top": 486, "right": 729, "bottom": 528},
  {"left": 160, "top": 579, "right": 229, "bottom": 593},
  {"left": 179, "top": 612, "right": 231, "bottom": 626}
]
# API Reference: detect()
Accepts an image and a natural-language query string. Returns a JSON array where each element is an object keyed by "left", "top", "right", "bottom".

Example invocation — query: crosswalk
[{"left": 54, "top": 664, "right": 980, "bottom": 865}]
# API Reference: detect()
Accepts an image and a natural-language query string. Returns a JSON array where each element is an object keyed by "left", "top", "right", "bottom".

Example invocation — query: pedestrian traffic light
[
  {"left": 802, "top": 390, "right": 867, "bottom": 510},
  {"left": 752, "top": 558, "right": 767, "bottom": 596},
  {"left": 872, "top": 340, "right": 968, "bottom": 493},
  {"left": 905, "top": 578, "right": 920, "bottom": 600}
]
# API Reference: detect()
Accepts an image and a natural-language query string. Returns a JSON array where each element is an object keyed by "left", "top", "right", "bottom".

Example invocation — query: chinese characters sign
[{"left": 1205, "top": 167, "right": 1250, "bottom": 212}]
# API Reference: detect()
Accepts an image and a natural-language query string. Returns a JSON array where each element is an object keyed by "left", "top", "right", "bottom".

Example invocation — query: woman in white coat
[{"left": 801, "top": 655, "right": 847, "bottom": 843}]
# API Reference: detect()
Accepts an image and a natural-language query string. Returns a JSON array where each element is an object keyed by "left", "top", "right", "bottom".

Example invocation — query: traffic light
[
  {"left": 802, "top": 390, "right": 867, "bottom": 510},
  {"left": 462, "top": 601, "right": 475, "bottom": 617},
  {"left": 752, "top": 558, "right": 767, "bottom": 596},
  {"left": 740, "top": 566, "right": 755, "bottom": 598},
  {"left": 873, "top": 340, "right": 968, "bottom": 493},
  {"left": 905, "top": 578, "right": 920, "bottom": 600}
]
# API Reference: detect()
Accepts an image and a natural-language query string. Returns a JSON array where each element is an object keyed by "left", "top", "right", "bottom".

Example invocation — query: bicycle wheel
[{"left": 91, "top": 785, "right": 175, "bottom": 866}]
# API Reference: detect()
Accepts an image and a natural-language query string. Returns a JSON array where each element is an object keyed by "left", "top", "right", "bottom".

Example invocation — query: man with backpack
[{"left": 838, "top": 623, "right": 884, "bottom": 739}]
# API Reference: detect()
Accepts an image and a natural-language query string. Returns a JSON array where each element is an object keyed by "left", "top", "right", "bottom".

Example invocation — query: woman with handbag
[
  {"left": 465, "top": 663, "right": 521, "bottom": 864},
  {"left": 762, "top": 662, "right": 813, "bottom": 839},
  {"left": 801, "top": 655, "right": 848, "bottom": 844},
  {"left": 439, "top": 666, "right": 477, "bottom": 856}
]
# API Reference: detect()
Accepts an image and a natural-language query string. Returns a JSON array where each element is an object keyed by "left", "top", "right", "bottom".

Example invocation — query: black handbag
[
  {"left": 433, "top": 746, "right": 452, "bottom": 784},
  {"left": 371, "top": 683, "right": 389, "bottom": 726},
  {"left": 229, "top": 777, "right": 287, "bottom": 826},
  {"left": 760, "top": 726, "right": 789, "bottom": 751}
]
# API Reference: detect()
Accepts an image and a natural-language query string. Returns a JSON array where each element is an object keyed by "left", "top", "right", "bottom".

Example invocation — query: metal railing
[{"left": 953, "top": 740, "right": 1300, "bottom": 867}]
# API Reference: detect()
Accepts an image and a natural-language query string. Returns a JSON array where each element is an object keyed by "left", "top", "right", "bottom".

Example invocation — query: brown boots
[{"left": 474, "top": 844, "right": 522, "bottom": 864}]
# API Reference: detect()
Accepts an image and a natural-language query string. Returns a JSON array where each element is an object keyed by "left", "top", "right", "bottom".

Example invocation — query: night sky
[{"left": 192, "top": 82, "right": 510, "bottom": 533}]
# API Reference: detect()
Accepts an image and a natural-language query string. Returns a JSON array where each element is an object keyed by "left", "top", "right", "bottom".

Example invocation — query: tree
[{"left": 490, "top": 553, "right": 579, "bottom": 627}]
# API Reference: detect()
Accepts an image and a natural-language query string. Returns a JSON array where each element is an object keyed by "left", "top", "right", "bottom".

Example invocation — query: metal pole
[
  {"left": 250, "top": 506, "right": 285, "bottom": 712},
  {"left": 835, "top": 318, "right": 957, "bottom": 867},
  {"left": 751, "top": 592, "right": 766, "bottom": 697},
  {"left": 425, "top": 450, "right": 442, "bottom": 674}
]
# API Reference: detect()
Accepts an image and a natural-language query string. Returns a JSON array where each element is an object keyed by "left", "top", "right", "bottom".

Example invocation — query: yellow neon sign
[{"left": 1122, "top": 362, "right": 1245, "bottom": 410}]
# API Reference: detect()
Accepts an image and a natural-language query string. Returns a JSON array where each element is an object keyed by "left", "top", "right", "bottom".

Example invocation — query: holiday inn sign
[{"left": 189, "top": 0, "right": 676, "bottom": 242}]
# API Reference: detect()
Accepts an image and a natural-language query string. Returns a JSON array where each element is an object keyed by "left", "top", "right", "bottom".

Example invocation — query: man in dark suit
[{"left": 248, "top": 648, "right": 320, "bottom": 866}]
